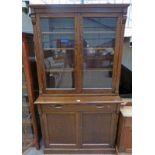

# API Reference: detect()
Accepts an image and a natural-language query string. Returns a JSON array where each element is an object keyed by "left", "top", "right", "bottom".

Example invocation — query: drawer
[{"left": 41, "top": 103, "right": 117, "bottom": 113}]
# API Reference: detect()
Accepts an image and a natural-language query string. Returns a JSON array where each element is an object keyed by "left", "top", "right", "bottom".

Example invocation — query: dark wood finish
[
  {"left": 30, "top": 4, "right": 129, "bottom": 14},
  {"left": 115, "top": 16, "right": 127, "bottom": 94},
  {"left": 44, "top": 147, "right": 115, "bottom": 154},
  {"left": 41, "top": 104, "right": 118, "bottom": 113},
  {"left": 82, "top": 112, "right": 114, "bottom": 147},
  {"left": 30, "top": 4, "right": 129, "bottom": 94},
  {"left": 35, "top": 95, "right": 122, "bottom": 104},
  {"left": 22, "top": 33, "right": 40, "bottom": 150},
  {"left": 116, "top": 106, "right": 132, "bottom": 153},
  {"left": 46, "top": 112, "right": 78, "bottom": 147},
  {"left": 39, "top": 103, "right": 120, "bottom": 153},
  {"left": 30, "top": 4, "right": 129, "bottom": 154}
]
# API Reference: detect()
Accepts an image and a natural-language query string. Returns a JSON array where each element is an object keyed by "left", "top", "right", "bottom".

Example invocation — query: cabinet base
[
  {"left": 44, "top": 148, "right": 116, "bottom": 154},
  {"left": 116, "top": 146, "right": 132, "bottom": 154}
]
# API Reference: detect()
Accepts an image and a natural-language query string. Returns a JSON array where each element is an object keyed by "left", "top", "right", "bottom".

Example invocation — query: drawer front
[{"left": 41, "top": 103, "right": 117, "bottom": 113}]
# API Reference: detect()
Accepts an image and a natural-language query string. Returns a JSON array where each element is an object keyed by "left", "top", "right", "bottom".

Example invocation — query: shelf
[
  {"left": 46, "top": 68, "right": 74, "bottom": 72},
  {"left": 84, "top": 47, "right": 113, "bottom": 50},
  {"left": 22, "top": 85, "right": 27, "bottom": 89},
  {"left": 44, "top": 48, "right": 74, "bottom": 51},
  {"left": 84, "top": 68, "right": 112, "bottom": 71},
  {"left": 84, "top": 31, "right": 115, "bottom": 34},
  {"left": 84, "top": 56, "right": 113, "bottom": 60},
  {"left": 22, "top": 136, "right": 34, "bottom": 141},
  {"left": 42, "top": 32, "right": 74, "bottom": 34},
  {"left": 22, "top": 119, "right": 32, "bottom": 125},
  {"left": 48, "top": 27, "right": 74, "bottom": 29},
  {"left": 23, "top": 93, "right": 28, "bottom": 97}
]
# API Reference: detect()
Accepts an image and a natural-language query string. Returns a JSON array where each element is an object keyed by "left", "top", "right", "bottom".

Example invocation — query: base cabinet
[{"left": 39, "top": 103, "right": 120, "bottom": 154}]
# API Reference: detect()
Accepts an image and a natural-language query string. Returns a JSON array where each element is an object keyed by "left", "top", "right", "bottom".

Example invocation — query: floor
[{"left": 23, "top": 147, "right": 131, "bottom": 155}]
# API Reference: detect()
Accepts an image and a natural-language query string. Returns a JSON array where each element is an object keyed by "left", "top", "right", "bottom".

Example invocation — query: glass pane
[
  {"left": 83, "top": 17, "right": 117, "bottom": 88},
  {"left": 41, "top": 18, "right": 74, "bottom": 33},
  {"left": 40, "top": 18, "right": 75, "bottom": 89},
  {"left": 42, "top": 34, "right": 74, "bottom": 49}
]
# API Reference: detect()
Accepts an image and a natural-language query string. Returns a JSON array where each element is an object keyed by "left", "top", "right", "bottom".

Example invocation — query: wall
[{"left": 22, "top": 12, "right": 33, "bottom": 33}]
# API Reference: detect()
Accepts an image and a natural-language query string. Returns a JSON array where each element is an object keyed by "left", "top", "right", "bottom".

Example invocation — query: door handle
[
  {"left": 96, "top": 105, "right": 105, "bottom": 109},
  {"left": 50, "top": 104, "right": 63, "bottom": 109}
]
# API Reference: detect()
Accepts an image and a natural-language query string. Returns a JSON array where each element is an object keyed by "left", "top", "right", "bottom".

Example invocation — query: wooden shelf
[
  {"left": 84, "top": 47, "right": 113, "bottom": 50},
  {"left": 84, "top": 68, "right": 112, "bottom": 71},
  {"left": 44, "top": 48, "right": 74, "bottom": 51},
  {"left": 46, "top": 68, "right": 74, "bottom": 72},
  {"left": 23, "top": 93, "right": 28, "bottom": 97},
  {"left": 22, "top": 105, "right": 30, "bottom": 113},
  {"left": 42, "top": 32, "right": 74, "bottom": 34},
  {"left": 22, "top": 119, "right": 32, "bottom": 125},
  {"left": 84, "top": 57, "right": 113, "bottom": 60},
  {"left": 84, "top": 31, "right": 115, "bottom": 34},
  {"left": 48, "top": 27, "right": 74, "bottom": 29}
]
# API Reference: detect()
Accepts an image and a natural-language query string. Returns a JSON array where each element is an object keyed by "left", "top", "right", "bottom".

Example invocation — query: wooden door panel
[
  {"left": 81, "top": 112, "right": 113, "bottom": 147},
  {"left": 46, "top": 112, "right": 78, "bottom": 148}
]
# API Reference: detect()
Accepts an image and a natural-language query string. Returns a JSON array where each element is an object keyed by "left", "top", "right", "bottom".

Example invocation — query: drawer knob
[{"left": 96, "top": 105, "right": 105, "bottom": 109}]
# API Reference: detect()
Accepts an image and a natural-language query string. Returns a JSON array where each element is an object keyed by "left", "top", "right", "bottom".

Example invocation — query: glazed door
[
  {"left": 37, "top": 14, "right": 121, "bottom": 94},
  {"left": 81, "top": 112, "right": 117, "bottom": 148},
  {"left": 39, "top": 16, "right": 77, "bottom": 92},
  {"left": 80, "top": 14, "right": 119, "bottom": 93}
]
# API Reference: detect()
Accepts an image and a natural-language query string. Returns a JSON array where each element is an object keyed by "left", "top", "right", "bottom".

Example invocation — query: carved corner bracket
[{"left": 30, "top": 14, "right": 36, "bottom": 25}]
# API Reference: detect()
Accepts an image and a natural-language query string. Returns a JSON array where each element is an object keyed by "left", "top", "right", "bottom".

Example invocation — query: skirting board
[{"left": 44, "top": 148, "right": 116, "bottom": 154}]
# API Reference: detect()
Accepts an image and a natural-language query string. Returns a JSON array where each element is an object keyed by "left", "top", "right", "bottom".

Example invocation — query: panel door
[
  {"left": 43, "top": 112, "right": 79, "bottom": 148},
  {"left": 81, "top": 112, "right": 117, "bottom": 148}
]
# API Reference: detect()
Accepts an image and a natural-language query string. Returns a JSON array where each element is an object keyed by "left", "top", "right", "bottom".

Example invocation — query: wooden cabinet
[
  {"left": 37, "top": 97, "right": 121, "bottom": 153},
  {"left": 30, "top": 4, "right": 129, "bottom": 94},
  {"left": 30, "top": 4, "right": 129, "bottom": 154}
]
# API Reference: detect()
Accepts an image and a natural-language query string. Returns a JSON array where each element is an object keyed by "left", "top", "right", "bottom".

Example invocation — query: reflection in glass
[
  {"left": 42, "top": 34, "right": 74, "bottom": 49},
  {"left": 41, "top": 18, "right": 75, "bottom": 89},
  {"left": 41, "top": 18, "right": 74, "bottom": 33},
  {"left": 83, "top": 17, "right": 117, "bottom": 88}
]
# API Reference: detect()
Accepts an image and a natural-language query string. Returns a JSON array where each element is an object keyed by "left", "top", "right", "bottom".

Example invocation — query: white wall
[{"left": 22, "top": 12, "right": 33, "bottom": 33}]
